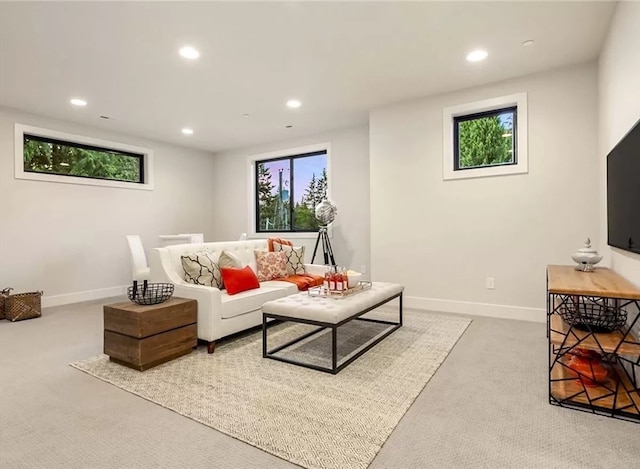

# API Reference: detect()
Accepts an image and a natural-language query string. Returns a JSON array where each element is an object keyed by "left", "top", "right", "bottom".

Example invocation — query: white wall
[
  {"left": 0, "top": 107, "right": 217, "bottom": 306},
  {"left": 370, "top": 63, "right": 600, "bottom": 321},
  {"left": 211, "top": 125, "right": 370, "bottom": 274},
  {"left": 598, "top": 1, "right": 640, "bottom": 287}
]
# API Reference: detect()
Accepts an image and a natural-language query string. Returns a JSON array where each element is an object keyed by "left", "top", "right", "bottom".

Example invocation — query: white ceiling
[{"left": 0, "top": 1, "right": 616, "bottom": 153}]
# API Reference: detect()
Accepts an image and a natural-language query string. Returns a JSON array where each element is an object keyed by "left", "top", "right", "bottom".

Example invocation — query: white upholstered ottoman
[{"left": 261, "top": 281, "right": 404, "bottom": 374}]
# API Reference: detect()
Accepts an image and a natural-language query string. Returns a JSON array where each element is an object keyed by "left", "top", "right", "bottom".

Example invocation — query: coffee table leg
[
  {"left": 262, "top": 314, "right": 268, "bottom": 358},
  {"left": 332, "top": 325, "right": 338, "bottom": 374},
  {"left": 399, "top": 292, "right": 403, "bottom": 326}
]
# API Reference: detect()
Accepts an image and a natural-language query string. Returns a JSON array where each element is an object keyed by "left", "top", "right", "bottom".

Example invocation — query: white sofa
[{"left": 149, "top": 239, "right": 325, "bottom": 352}]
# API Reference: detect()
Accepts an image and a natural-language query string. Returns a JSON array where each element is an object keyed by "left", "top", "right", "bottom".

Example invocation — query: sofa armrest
[
  {"left": 173, "top": 283, "right": 222, "bottom": 342},
  {"left": 305, "top": 264, "right": 327, "bottom": 276}
]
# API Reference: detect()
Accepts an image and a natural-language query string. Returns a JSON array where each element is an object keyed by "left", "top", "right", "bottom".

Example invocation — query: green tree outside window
[
  {"left": 24, "top": 135, "right": 142, "bottom": 183},
  {"left": 256, "top": 152, "right": 327, "bottom": 232},
  {"left": 456, "top": 108, "right": 515, "bottom": 169}
]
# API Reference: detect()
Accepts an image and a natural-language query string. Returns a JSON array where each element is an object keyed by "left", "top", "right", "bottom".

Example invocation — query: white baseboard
[
  {"left": 40, "top": 287, "right": 546, "bottom": 322},
  {"left": 42, "top": 286, "right": 127, "bottom": 308},
  {"left": 404, "top": 295, "right": 545, "bottom": 323}
]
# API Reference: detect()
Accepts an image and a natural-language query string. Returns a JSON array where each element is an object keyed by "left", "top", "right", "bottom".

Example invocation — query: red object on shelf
[
  {"left": 566, "top": 351, "right": 608, "bottom": 387},
  {"left": 567, "top": 347, "right": 600, "bottom": 360}
]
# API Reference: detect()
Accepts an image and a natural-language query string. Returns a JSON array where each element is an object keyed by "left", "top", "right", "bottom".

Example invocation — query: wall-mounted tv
[{"left": 607, "top": 119, "right": 640, "bottom": 255}]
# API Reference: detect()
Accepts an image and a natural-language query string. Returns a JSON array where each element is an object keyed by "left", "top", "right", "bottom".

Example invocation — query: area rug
[{"left": 71, "top": 310, "right": 471, "bottom": 469}]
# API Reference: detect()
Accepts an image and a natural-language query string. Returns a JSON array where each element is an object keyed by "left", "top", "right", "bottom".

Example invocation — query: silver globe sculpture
[{"left": 315, "top": 199, "right": 337, "bottom": 226}]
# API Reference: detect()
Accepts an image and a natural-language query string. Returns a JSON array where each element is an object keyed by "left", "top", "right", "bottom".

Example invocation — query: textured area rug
[{"left": 71, "top": 311, "right": 470, "bottom": 469}]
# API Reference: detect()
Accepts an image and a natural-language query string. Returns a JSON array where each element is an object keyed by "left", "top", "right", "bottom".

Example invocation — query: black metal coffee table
[{"left": 261, "top": 282, "right": 404, "bottom": 374}]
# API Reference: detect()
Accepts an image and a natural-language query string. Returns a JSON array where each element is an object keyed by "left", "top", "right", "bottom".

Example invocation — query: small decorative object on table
[
  {"left": 127, "top": 281, "right": 174, "bottom": 305},
  {"left": 346, "top": 270, "right": 363, "bottom": 289},
  {"left": 1, "top": 288, "right": 43, "bottom": 322},
  {"left": 571, "top": 238, "right": 602, "bottom": 272},
  {"left": 309, "top": 280, "right": 372, "bottom": 298},
  {"left": 317, "top": 266, "right": 367, "bottom": 297}
]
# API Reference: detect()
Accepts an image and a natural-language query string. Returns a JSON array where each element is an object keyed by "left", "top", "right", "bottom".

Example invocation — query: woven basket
[
  {"left": 0, "top": 288, "right": 13, "bottom": 320},
  {"left": 4, "top": 291, "right": 43, "bottom": 322}
]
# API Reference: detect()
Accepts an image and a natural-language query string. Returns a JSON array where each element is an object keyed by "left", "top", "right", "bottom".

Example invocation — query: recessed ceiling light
[
  {"left": 286, "top": 99, "right": 301, "bottom": 109},
  {"left": 466, "top": 50, "right": 488, "bottom": 62},
  {"left": 285, "top": 125, "right": 293, "bottom": 129},
  {"left": 179, "top": 46, "right": 200, "bottom": 60},
  {"left": 181, "top": 128, "right": 194, "bottom": 135},
  {"left": 70, "top": 98, "right": 87, "bottom": 107},
  {"left": 242, "top": 113, "right": 250, "bottom": 118},
  {"left": 522, "top": 40, "right": 535, "bottom": 47}
]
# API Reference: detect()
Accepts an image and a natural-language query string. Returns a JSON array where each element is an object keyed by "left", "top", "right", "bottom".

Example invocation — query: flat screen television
[{"left": 607, "top": 119, "right": 640, "bottom": 254}]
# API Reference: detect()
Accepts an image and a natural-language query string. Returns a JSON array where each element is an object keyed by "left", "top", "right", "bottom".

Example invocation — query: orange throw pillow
[{"left": 220, "top": 266, "right": 260, "bottom": 295}]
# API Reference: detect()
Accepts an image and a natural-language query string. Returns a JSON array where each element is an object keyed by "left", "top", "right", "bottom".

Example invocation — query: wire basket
[
  {"left": 559, "top": 299, "right": 627, "bottom": 333},
  {"left": 127, "top": 283, "right": 174, "bottom": 305}
]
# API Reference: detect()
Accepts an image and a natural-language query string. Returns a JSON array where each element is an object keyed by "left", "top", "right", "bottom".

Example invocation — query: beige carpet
[{"left": 70, "top": 311, "right": 470, "bottom": 469}]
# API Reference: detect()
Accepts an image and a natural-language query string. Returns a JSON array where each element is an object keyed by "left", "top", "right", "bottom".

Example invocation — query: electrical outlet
[
  {"left": 486, "top": 277, "right": 495, "bottom": 289},
  {"left": 361, "top": 264, "right": 367, "bottom": 274}
]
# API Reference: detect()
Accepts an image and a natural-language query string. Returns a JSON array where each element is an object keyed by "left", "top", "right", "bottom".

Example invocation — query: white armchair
[{"left": 126, "top": 235, "right": 151, "bottom": 298}]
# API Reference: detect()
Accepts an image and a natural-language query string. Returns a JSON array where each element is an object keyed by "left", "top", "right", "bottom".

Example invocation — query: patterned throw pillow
[
  {"left": 267, "top": 237, "right": 293, "bottom": 251},
  {"left": 273, "top": 242, "right": 306, "bottom": 276},
  {"left": 254, "top": 250, "right": 287, "bottom": 282},
  {"left": 181, "top": 250, "right": 223, "bottom": 289},
  {"left": 218, "top": 250, "right": 242, "bottom": 269}
]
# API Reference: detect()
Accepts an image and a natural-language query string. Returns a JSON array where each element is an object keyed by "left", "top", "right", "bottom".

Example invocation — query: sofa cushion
[
  {"left": 254, "top": 250, "right": 288, "bottom": 282},
  {"left": 180, "top": 250, "right": 223, "bottom": 289},
  {"left": 260, "top": 280, "right": 299, "bottom": 295},
  {"left": 220, "top": 285, "right": 293, "bottom": 319},
  {"left": 220, "top": 265, "right": 260, "bottom": 295},
  {"left": 273, "top": 242, "right": 306, "bottom": 275}
]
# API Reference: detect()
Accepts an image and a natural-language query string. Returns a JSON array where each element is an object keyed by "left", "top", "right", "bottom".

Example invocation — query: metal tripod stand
[{"left": 311, "top": 226, "right": 336, "bottom": 266}]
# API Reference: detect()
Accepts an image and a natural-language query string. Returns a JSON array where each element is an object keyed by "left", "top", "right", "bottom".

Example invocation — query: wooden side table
[{"left": 103, "top": 297, "right": 197, "bottom": 371}]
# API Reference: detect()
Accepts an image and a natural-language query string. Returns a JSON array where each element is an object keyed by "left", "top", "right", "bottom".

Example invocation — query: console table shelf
[
  {"left": 547, "top": 265, "right": 640, "bottom": 423},
  {"left": 550, "top": 315, "right": 640, "bottom": 356},
  {"left": 551, "top": 359, "right": 640, "bottom": 415}
]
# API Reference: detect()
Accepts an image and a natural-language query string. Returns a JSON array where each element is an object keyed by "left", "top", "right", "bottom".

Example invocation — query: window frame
[
  {"left": 453, "top": 105, "right": 518, "bottom": 171},
  {"left": 248, "top": 143, "right": 331, "bottom": 239},
  {"left": 14, "top": 124, "right": 154, "bottom": 190},
  {"left": 443, "top": 93, "right": 528, "bottom": 181}
]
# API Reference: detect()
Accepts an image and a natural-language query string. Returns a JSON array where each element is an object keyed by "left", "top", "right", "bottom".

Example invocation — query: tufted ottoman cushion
[{"left": 262, "top": 282, "right": 404, "bottom": 324}]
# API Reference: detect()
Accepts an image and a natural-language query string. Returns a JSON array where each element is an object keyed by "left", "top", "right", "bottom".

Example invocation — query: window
[
  {"left": 15, "top": 124, "right": 153, "bottom": 190},
  {"left": 454, "top": 106, "right": 516, "bottom": 170},
  {"left": 23, "top": 134, "right": 144, "bottom": 183},
  {"left": 253, "top": 146, "right": 328, "bottom": 234},
  {"left": 443, "top": 93, "right": 527, "bottom": 180}
]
